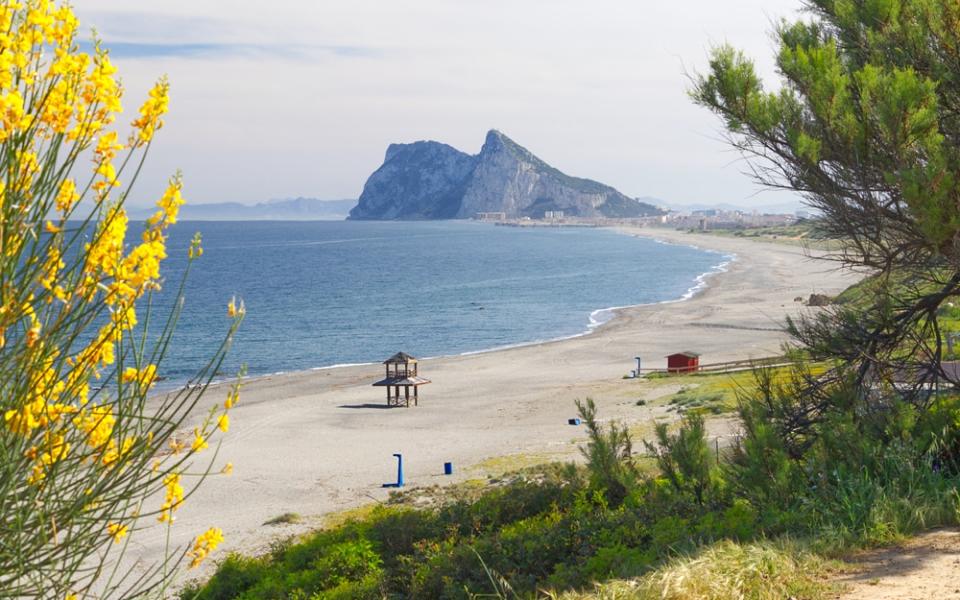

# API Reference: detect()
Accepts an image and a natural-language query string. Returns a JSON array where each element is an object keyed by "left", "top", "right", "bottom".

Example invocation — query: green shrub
[
  {"left": 667, "top": 387, "right": 727, "bottom": 414},
  {"left": 644, "top": 413, "right": 717, "bottom": 506},
  {"left": 582, "top": 544, "right": 653, "bottom": 581},
  {"left": 182, "top": 554, "right": 270, "bottom": 600},
  {"left": 649, "top": 516, "right": 691, "bottom": 553},
  {"left": 695, "top": 499, "right": 759, "bottom": 541},
  {"left": 807, "top": 441, "right": 960, "bottom": 550},
  {"left": 364, "top": 507, "right": 442, "bottom": 567},
  {"left": 577, "top": 398, "right": 638, "bottom": 505},
  {"left": 307, "top": 572, "right": 382, "bottom": 600},
  {"left": 312, "top": 539, "right": 382, "bottom": 587}
]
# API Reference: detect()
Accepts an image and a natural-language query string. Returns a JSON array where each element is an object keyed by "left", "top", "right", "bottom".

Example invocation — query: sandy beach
[{"left": 126, "top": 227, "right": 861, "bottom": 586}]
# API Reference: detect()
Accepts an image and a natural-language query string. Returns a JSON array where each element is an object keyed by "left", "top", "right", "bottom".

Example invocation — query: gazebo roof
[
  {"left": 372, "top": 376, "right": 432, "bottom": 387},
  {"left": 383, "top": 351, "right": 418, "bottom": 364},
  {"left": 666, "top": 351, "right": 700, "bottom": 359}
]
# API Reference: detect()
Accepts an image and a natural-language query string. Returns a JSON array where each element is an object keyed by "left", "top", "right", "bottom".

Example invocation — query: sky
[{"left": 73, "top": 1, "right": 807, "bottom": 210}]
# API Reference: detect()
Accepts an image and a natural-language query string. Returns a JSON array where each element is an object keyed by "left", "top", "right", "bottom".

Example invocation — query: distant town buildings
[
  {"left": 475, "top": 212, "right": 507, "bottom": 222},
  {"left": 667, "top": 208, "right": 801, "bottom": 231},
  {"left": 470, "top": 205, "right": 807, "bottom": 231}
]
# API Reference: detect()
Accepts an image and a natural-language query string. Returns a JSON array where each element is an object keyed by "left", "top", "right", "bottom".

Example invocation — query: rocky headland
[{"left": 348, "top": 130, "right": 664, "bottom": 220}]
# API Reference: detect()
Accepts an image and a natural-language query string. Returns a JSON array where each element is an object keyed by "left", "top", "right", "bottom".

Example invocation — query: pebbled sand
[{"left": 121, "top": 227, "right": 860, "bottom": 587}]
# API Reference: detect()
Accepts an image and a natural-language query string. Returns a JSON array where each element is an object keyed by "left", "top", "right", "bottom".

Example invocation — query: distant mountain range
[
  {"left": 129, "top": 198, "right": 356, "bottom": 221},
  {"left": 349, "top": 130, "right": 665, "bottom": 220}
]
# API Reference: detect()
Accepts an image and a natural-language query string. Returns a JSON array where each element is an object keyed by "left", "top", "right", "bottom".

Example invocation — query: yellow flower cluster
[
  {"left": 54, "top": 178, "right": 78, "bottom": 213},
  {"left": 25, "top": 430, "right": 69, "bottom": 484},
  {"left": 188, "top": 232, "right": 203, "bottom": 259},
  {"left": 121, "top": 364, "right": 158, "bottom": 390},
  {"left": 146, "top": 175, "right": 185, "bottom": 228},
  {"left": 158, "top": 472, "right": 184, "bottom": 523},
  {"left": 0, "top": 1, "right": 124, "bottom": 153},
  {"left": 106, "top": 522, "right": 128, "bottom": 544},
  {"left": 5, "top": 359, "right": 77, "bottom": 483},
  {"left": 219, "top": 377, "right": 243, "bottom": 429},
  {"left": 0, "top": 90, "right": 24, "bottom": 141},
  {"left": 13, "top": 149, "right": 40, "bottom": 193},
  {"left": 94, "top": 130, "right": 123, "bottom": 162},
  {"left": 224, "top": 388, "right": 239, "bottom": 410},
  {"left": 77, "top": 46, "right": 122, "bottom": 145},
  {"left": 130, "top": 78, "right": 170, "bottom": 146},
  {"left": 191, "top": 428, "right": 208, "bottom": 452},
  {"left": 4, "top": 364, "right": 72, "bottom": 435},
  {"left": 39, "top": 245, "right": 67, "bottom": 302},
  {"left": 72, "top": 404, "right": 135, "bottom": 467},
  {"left": 188, "top": 527, "right": 224, "bottom": 568}
]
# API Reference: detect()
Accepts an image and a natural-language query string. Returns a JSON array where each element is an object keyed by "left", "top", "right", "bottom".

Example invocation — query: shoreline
[
  {"left": 130, "top": 226, "right": 861, "bottom": 587},
  {"left": 191, "top": 228, "right": 737, "bottom": 392}
]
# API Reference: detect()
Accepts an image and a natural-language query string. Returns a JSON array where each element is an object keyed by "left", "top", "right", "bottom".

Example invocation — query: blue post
[
  {"left": 444, "top": 462, "right": 453, "bottom": 475},
  {"left": 394, "top": 453, "right": 404, "bottom": 488}
]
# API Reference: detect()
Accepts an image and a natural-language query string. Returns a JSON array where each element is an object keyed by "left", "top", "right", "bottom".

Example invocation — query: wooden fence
[{"left": 638, "top": 355, "right": 795, "bottom": 377}]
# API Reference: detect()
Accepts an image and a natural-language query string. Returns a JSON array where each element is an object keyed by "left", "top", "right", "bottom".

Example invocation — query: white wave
[{"left": 310, "top": 361, "right": 378, "bottom": 370}]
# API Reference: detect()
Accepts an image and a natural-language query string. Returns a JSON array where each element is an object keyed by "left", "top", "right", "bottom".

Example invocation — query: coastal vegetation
[
  {"left": 184, "top": 363, "right": 960, "bottom": 599},
  {"left": 0, "top": 1, "right": 242, "bottom": 596},
  {"left": 703, "top": 218, "right": 834, "bottom": 245}
]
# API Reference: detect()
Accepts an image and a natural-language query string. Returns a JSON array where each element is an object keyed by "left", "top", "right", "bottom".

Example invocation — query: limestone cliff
[
  {"left": 348, "top": 141, "right": 477, "bottom": 220},
  {"left": 348, "top": 130, "right": 663, "bottom": 220}
]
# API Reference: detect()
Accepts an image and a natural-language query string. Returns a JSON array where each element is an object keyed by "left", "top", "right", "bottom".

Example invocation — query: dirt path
[{"left": 836, "top": 529, "right": 960, "bottom": 599}]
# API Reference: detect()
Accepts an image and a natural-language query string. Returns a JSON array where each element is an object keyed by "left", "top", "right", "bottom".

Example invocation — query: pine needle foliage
[{"left": 576, "top": 398, "right": 637, "bottom": 505}]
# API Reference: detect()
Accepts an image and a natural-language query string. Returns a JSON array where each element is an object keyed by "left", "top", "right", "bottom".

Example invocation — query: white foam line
[
  {"left": 310, "top": 361, "right": 378, "bottom": 371},
  {"left": 587, "top": 254, "right": 736, "bottom": 330}
]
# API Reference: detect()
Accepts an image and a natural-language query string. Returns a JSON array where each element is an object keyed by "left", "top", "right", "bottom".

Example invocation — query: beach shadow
[{"left": 338, "top": 403, "right": 399, "bottom": 410}]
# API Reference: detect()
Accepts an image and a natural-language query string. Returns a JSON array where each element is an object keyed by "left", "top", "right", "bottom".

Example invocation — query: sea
[{"left": 145, "top": 221, "right": 729, "bottom": 386}]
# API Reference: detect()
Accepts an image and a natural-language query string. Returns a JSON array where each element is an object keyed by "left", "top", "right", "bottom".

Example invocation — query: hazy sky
[{"left": 73, "top": 1, "right": 806, "bottom": 209}]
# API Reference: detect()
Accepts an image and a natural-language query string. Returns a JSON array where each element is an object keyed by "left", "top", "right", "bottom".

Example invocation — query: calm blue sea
[{"left": 145, "top": 221, "right": 726, "bottom": 385}]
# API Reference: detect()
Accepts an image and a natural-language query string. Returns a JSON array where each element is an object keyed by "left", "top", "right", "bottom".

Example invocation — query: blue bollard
[
  {"left": 394, "top": 453, "right": 404, "bottom": 487},
  {"left": 444, "top": 462, "right": 453, "bottom": 475},
  {"left": 382, "top": 453, "right": 404, "bottom": 488}
]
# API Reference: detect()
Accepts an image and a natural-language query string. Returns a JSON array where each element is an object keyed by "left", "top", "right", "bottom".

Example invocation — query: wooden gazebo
[{"left": 373, "top": 352, "right": 431, "bottom": 407}]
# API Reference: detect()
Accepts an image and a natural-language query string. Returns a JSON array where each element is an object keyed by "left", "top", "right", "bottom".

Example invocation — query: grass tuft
[
  {"left": 550, "top": 539, "right": 841, "bottom": 600},
  {"left": 262, "top": 512, "right": 302, "bottom": 526}
]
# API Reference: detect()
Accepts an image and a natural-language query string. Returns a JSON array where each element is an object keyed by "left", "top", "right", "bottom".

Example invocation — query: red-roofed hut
[
  {"left": 373, "top": 352, "right": 431, "bottom": 407},
  {"left": 666, "top": 352, "right": 700, "bottom": 374}
]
